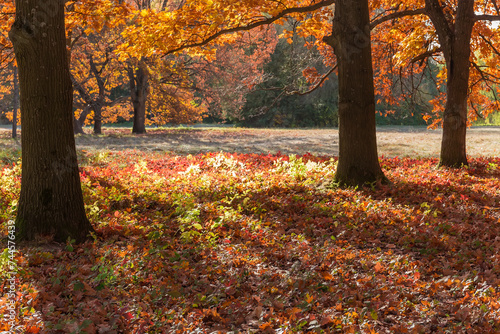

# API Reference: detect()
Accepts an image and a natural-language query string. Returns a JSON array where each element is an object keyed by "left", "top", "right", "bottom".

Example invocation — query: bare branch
[
  {"left": 469, "top": 98, "right": 483, "bottom": 119},
  {"left": 471, "top": 61, "right": 500, "bottom": 103},
  {"left": 104, "top": 95, "right": 130, "bottom": 107}
]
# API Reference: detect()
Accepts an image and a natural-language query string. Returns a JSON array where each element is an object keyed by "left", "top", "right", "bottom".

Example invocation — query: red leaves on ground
[{"left": 1, "top": 152, "right": 500, "bottom": 332}]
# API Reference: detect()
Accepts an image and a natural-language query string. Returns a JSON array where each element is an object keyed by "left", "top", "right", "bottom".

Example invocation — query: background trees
[
  {"left": 371, "top": 0, "right": 500, "bottom": 166},
  {"left": 69, "top": 28, "right": 130, "bottom": 134},
  {"left": 2, "top": 0, "right": 498, "bottom": 137},
  {"left": 0, "top": 1, "right": 19, "bottom": 138},
  {"left": 238, "top": 23, "right": 339, "bottom": 127},
  {"left": 0, "top": 66, "right": 19, "bottom": 139},
  {"left": 116, "top": 0, "right": 336, "bottom": 129},
  {"left": 195, "top": 26, "right": 278, "bottom": 124}
]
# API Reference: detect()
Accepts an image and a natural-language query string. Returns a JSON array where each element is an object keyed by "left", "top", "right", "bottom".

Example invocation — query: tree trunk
[
  {"left": 89, "top": 56, "right": 106, "bottom": 135},
  {"left": 73, "top": 105, "right": 91, "bottom": 135},
  {"left": 9, "top": 0, "right": 94, "bottom": 243},
  {"left": 438, "top": 0, "right": 474, "bottom": 167},
  {"left": 439, "top": 62, "right": 470, "bottom": 167},
  {"left": 12, "top": 66, "right": 19, "bottom": 139},
  {"left": 129, "top": 60, "right": 148, "bottom": 134},
  {"left": 73, "top": 115, "right": 84, "bottom": 134},
  {"left": 93, "top": 103, "right": 103, "bottom": 135},
  {"left": 325, "top": 0, "right": 386, "bottom": 187}
]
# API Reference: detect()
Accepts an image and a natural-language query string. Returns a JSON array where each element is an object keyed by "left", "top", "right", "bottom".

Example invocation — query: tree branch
[
  {"left": 289, "top": 64, "right": 337, "bottom": 96},
  {"left": 164, "top": 0, "right": 334, "bottom": 56},
  {"left": 471, "top": 61, "right": 500, "bottom": 102},
  {"left": 410, "top": 48, "right": 442, "bottom": 64},
  {"left": 424, "top": 0, "right": 454, "bottom": 58},
  {"left": 370, "top": 8, "right": 426, "bottom": 30},
  {"left": 478, "top": 33, "right": 500, "bottom": 58},
  {"left": 474, "top": 14, "right": 500, "bottom": 21},
  {"left": 104, "top": 95, "right": 130, "bottom": 108}
]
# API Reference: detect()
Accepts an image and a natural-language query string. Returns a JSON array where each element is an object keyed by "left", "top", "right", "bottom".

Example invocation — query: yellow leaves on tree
[
  {"left": 117, "top": 0, "right": 334, "bottom": 60},
  {"left": 69, "top": 24, "right": 130, "bottom": 131},
  {"left": 147, "top": 85, "right": 206, "bottom": 125}
]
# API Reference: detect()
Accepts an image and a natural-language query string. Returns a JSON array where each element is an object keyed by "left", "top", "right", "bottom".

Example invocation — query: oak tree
[
  {"left": 324, "top": 0, "right": 387, "bottom": 186},
  {"left": 371, "top": 0, "right": 500, "bottom": 167},
  {"left": 9, "top": 0, "right": 94, "bottom": 242}
]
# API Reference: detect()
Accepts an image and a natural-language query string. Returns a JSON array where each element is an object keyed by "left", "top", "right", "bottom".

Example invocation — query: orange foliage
[
  {"left": 118, "top": 0, "right": 333, "bottom": 59},
  {"left": 145, "top": 56, "right": 207, "bottom": 125},
  {"left": 0, "top": 0, "right": 14, "bottom": 58},
  {"left": 69, "top": 27, "right": 131, "bottom": 126},
  {"left": 370, "top": 1, "right": 500, "bottom": 127},
  {"left": 4, "top": 0, "right": 499, "bottom": 129},
  {"left": 0, "top": 1, "right": 16, "bottom": 122}
]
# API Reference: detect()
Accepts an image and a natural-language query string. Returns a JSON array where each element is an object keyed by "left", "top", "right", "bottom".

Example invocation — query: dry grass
[{"left": 0, "top": 126, "right": 499, "bottom": 158}]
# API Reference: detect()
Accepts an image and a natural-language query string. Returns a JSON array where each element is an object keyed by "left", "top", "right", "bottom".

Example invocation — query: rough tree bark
[
  {"left": 128, "top": 59, "right": 148, "bottom": 134},
  {"left": 12, "top": 66, "right": 19, "bottom": 139},
  {"left": 425, "top": 0, "right": 474, "bottom": 167},
  {"left": 324, "top": 0, "right": 386, "bottom": 187},
  {"left": 92, "top": 104, "right": 103, "bottom": 135},
  {"left": 9, "top": 0, "right": 94, "bottom": 243}
]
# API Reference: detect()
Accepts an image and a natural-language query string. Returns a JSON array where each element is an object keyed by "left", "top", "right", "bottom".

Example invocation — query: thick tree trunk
[
  {"left": 425, "top": 0, "right": 474, "bottom": 167},
  {"left": 9, "top": 0, "right": 94, "bottom": 243},
  {"left": 439, "top": 64, "right": 470, "bottom": 167},
  {"left": 438, "top": 1, "right": 474, "bottom": 167},
  {"left": 12, "top": 66, "right": 19, "bottom": 139},
  {"left": 129, "top": 60, "right": 148, "bottom": 134},
  {"left": 325, "top": 0, "right": 386, "bottom": 187},
  {"left": 132, "top": 92, "right": 147, "bottom": 134}
]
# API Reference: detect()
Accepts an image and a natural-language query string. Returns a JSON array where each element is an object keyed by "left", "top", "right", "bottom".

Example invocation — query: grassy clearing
[{"left": 2, "top": 126, "right": 499, "bottom": 158}]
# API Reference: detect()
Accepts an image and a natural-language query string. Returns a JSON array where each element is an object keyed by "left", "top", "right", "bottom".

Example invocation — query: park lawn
[
  {"left": 0, "top": 149, "right": 500, "bottom": 333},
  {"left": 2, "top": 126, "right": 500, "bottom": 158}
]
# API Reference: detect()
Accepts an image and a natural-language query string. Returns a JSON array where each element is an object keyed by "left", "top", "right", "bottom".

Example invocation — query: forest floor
[
  {"left": 1, "top": 126, "right": 500, "bottom": 333},
  {"left": 1, "top": 125, "right": 500, "bottom": 158}
]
